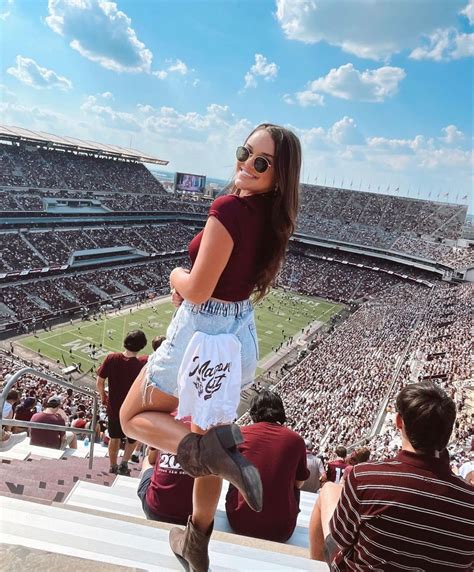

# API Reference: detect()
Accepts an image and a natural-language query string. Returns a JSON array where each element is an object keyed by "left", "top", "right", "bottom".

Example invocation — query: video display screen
[{"left": 174, "top": 172, "right": 206, "bottom": 193}]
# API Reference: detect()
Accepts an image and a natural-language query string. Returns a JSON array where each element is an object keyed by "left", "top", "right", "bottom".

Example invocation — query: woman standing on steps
[{"left": 120, "top": 123, "right": 302, "bottom": 571}]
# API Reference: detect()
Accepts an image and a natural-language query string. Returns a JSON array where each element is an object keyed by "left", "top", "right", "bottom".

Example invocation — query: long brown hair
[{"left": 231, "top": 123, "right": 301, "bottom": 302}]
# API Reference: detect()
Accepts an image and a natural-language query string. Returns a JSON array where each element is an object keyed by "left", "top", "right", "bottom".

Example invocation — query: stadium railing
[{"left": 0, "top": 367, "right": 98, "bottom": 469}]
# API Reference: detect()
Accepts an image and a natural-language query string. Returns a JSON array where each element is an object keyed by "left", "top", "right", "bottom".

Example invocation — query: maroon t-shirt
[
  {"left": 327, "top": 459, "right": 348, "bottom": 483},
  {"left": 97, "top": 353, "right": 148, "bottom": 418},
  {"left": 14, "top": 407, "right": 35, "bottom": 423},
  {"left": 146, "top": 451, "right": 194, "bottom": 523},
  {"left": 30, "top": 411, "right": 65, "bottom": 449},
  {"left": 225, "top": 422, "right": 310, "bottom": 542},
  {"left": 72, "top": 418, "right": 87, "bottom": 429},
  {"left": 188, "top": 193, "right": 274, "bottom": 301}
]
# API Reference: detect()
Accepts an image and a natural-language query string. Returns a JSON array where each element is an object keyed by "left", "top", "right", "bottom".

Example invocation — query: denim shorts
[{"left": 145, "top": 299, "right": 259, "bottom": 397}]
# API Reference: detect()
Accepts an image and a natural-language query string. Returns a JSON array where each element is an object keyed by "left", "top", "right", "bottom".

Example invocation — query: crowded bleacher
[{"left": 1, "top": 138, "right": 472, "bottom": 271}]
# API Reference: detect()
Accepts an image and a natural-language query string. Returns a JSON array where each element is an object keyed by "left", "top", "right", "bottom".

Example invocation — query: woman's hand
[
  {"left": 170, "top": 267, "right": 188, "bottom": 307},
  {"left": 171, "top": 289, "right": 184, "bottom": 308}
]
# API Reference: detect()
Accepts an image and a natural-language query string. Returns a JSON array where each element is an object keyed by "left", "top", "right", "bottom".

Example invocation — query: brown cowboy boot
[
  {"left": 169, "top": 517, "right": 213, "bottom": 572},
  {"left": 176, "top": 423, "right": 263, "bottom": 512}
]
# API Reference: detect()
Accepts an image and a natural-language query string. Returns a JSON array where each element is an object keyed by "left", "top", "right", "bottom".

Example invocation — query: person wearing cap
[{"left": 30, "top": 396, "right": 77, "bottom": 450}]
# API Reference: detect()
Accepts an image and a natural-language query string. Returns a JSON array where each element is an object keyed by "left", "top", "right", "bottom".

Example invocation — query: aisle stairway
[
  {"left": 0, "top": 441, "right": 328, "bottom": 570},
  {"left": 64, "top": 475, "right": 314, "bottom": 549},
  {"left": 1, "top": 496, "right": 328, "bottom": 571}
]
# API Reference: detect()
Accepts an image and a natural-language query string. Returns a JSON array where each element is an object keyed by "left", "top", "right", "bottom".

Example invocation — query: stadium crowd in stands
[
  {"left": 259, "top": 281, "right": 472, "bottom": 458},
  {"left": 1, "top": 142, "right": 472, "bottom": 271}
]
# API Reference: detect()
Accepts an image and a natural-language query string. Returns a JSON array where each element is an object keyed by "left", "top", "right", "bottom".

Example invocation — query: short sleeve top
[
  {"left": 97, "top": 353, "right": 148, "bottom": 417},
  {"left": 188, "top": 192, "right": 274, "bottom": 301}
]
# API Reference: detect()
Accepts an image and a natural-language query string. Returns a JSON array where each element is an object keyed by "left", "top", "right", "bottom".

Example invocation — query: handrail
[{"left": 0, "top": 367, "right": 98, "bottom": 469}]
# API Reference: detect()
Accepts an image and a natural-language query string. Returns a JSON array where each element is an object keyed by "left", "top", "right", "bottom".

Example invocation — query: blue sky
[{"left": 1, "top": 0, "right": 472, "bottom": 210}]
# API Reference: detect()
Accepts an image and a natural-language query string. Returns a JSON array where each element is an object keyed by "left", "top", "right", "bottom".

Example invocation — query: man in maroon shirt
[
  {"left": 30, "top": 396, "right": 77, "bottom": 450},
  {"left": 309, "top": 382, "right": 474, "bottom": 571},
  {"left": 96, "top": 330, "right": 148, "bottom": 475},
  {"left": 225, "top": 390, "right": 309, "bottom": 542},
  {"left": 325, "top": 445, "right": 347, "bottom": 484}
]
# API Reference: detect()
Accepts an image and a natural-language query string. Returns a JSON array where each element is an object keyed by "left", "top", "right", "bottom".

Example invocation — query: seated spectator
[
  {"left": 137, "top": 417, "right": 193, "bottom": 525},
  {"left": 459, "top": 452, "right": 474, "bottom": 486},
  {"left": 71, "top": 411, "right": 88, "bottom": 439},
  {"left": 151, "top": 335, "right": 166, "bottom": 351},
  {"left": 30, "top": 395, "right": 77, "bottom": 450},
  {"left": 12, "top": 396, "right": 37, "bottom": 433},
  {"left": 325, "top": 445, "right": 347, "bottom": 484},
  {"left": 301, "top": 439, "right": 326, "bottom": 493},
  {"left": 225, "top": 390, "right": 309, "bottom": 543},
  {"left": 2, "top": 390, "right": 20, "bottom": 430},
  {"left": 341, "top": 446, "right": 371, "bottom": 482},
  {"left": 309, "top": 382, "right": 474, "bottom": 570}
]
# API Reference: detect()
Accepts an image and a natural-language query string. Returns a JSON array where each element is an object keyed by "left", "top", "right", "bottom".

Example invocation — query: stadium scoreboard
[{"left": 174, "top": 171, "right": 206, "bottom": 194}]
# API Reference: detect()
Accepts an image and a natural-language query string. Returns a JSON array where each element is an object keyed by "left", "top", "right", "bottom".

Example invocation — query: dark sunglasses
[{"left": 236, "top": 146, "right": 272, "bottom": 174}]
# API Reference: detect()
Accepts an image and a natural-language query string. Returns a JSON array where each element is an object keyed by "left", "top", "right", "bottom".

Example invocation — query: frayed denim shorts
[{"left": 145, "top": 299, "right": 259, "bottom": 397}]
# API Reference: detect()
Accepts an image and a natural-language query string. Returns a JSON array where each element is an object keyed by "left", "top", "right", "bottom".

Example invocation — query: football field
[{"left": 19, "top": 290, "right": 342, "bottom": 374}]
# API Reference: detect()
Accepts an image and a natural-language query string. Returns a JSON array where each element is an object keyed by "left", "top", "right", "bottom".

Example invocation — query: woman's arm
[{"left": 170, "top": 216, "right": 234, "bottom": 305}]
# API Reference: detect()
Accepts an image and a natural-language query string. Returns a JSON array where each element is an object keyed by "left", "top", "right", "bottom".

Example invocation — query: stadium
[{"left": 0, "top": 122, "right": 472, "bottom": 569}]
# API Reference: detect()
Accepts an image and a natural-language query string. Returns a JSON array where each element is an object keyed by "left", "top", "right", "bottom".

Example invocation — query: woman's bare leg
[
  {"left": 120, "top": 368, "right": 189, "bottom": 454},
  {"left": 190, "top": 422, "right": 223, "bottom": 533}
]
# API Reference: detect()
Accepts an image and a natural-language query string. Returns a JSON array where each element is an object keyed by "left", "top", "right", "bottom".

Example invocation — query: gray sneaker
[{"left": 109, "top": 464, "right": 119, "bottom": 474}]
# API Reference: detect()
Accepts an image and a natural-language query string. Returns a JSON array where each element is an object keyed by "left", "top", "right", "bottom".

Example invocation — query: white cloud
[
  {"left": 152, "top": 59, "right": 189, "bottom": 80},
  {"left": 101, "top": 91, "right": 114, "bottom": 100},
  {"left": 0, "top": 83, "right": 17, "bottom": 101},
  {"left": 367, "top": 135, "right": 426, "bottom": 153},
  {"left": 460, "top": 0, "right": 474, "bottom": 24},
  {"left": 0, "top": 101, "right": 66, "bottom": 128},
  {"left": 410, "top": 28, "right": 474, "bottom": 60},
  {"left": 7, "top": 55, "right": 72, "bottom": 91},
  {"left": 439, "top": 125, "right": 465, "bottom": 145},
  {"left": 0, "top": 0, "right": 13, "bottom": 19},
  {"left": 295, "top": 90, "right": 324, "bottom": 107},
  {"left": 46, "top": 0, "right": 153, "bottom": 73},
  {"left": 275, "top": 0, "right": 467, "bottom": 61},
  {"left": 81, "top": 95, "right": 140, "bottom": 131},
  {"left": 137, "top": 103, "right": 155, "bottom": 114},
  {"left": 244, "top": 54, "right": 278, "bottom": 89},
  {"left": 328, "top": 116, "right": 364, "bottom": 145},
  {"left": 294, "top": 63, "right": 405, "bottom": 106}
]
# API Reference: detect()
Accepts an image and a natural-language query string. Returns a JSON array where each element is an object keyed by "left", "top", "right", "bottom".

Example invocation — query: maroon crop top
[{"left": 188, "top": 193, "right": 274, "bottom": 301}]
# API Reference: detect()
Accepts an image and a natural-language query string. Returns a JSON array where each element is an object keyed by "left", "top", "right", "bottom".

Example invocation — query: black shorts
[
  {"left": 107, "top": 417, "right": 136, "bottom": 443},
  {"left": 137, "top": 468, "right": 187, "bottom": 526},
  {"left": 324, "top": 533, "right": 339, "bottom": 565}
]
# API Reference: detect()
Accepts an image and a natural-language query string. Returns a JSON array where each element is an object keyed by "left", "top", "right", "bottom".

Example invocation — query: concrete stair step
[
  {"left": 111, "top": 476, "right": 316, "bottom": 527},
  {"left": 65, "top": 479, "right": 315, "bottom": 549},
  {"left": 1, "top": 496, "right": 328, "bottom": 571},
  {"left": 0, "top": 435, "right": 113, "bottom": 461}
]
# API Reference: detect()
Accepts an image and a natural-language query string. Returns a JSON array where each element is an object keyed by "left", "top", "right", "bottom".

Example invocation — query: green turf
[{"left": 18, "top": 290, "right": 342, "bottom": 373}]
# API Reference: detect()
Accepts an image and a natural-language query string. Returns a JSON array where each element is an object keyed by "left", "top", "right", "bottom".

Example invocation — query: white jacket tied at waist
[{"left": 176, "top": 332, "right": 242, "bottom": 430}]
